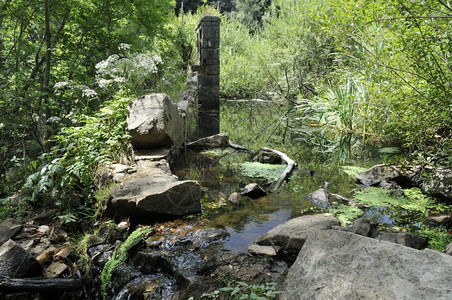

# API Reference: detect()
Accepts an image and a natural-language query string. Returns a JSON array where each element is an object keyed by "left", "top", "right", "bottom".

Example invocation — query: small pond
[{"left": 170, "top": 100, "right": 417, "bottom": 252}]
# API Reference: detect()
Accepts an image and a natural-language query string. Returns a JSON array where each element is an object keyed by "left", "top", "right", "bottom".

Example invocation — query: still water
[{"left": 171, "top": 100, "right": 389, "bottom": 252}]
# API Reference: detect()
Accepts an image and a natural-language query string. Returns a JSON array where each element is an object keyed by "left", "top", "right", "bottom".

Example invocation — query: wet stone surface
[{"left": 96, "top": 218, "right": 289, "bottom": 299}]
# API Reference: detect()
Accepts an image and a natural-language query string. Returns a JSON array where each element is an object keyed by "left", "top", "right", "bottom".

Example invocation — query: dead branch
[
  {"left": 228, "top": 141, "right": 249, "bottom": 151},
  {"left": 260, "top": 147, "right": 297, "bottom": 191}
]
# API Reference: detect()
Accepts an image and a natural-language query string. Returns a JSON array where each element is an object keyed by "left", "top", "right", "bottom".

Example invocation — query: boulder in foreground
[{"left": 281, "top": 230, "right": 452, "bottom": 299}]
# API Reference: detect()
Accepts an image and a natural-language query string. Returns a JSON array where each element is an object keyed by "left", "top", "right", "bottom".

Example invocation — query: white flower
[
  {"left": 113, "top": 77, "right": 126, "bottom": 83},
  {"left": 53, "top": 81, "right": 71, "bottom": 89},
  {"left": 97, "top": 78, "right": 112, "bottom": 89},
  {"left": 118, "top": 43, "right": 131, "bottom": 51},
  {"left": 82, "top": 88, "right": 98, "bottom": 98}
]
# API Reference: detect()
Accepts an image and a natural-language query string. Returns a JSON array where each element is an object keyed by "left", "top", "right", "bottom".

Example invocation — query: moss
[
  {"left": 101, "top": 227, "right": 151, "bottom": 299},
  {"left": 237, "top": 162, "right": 287, "bottom": 182}
]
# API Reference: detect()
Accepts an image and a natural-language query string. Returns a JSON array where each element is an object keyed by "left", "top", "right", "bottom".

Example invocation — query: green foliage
[
  {"left": 200, "top": 282, "right": 283, "bottom": 299},
  {"left": 416, "top": 226, "right": 452, "bottom": 252},
  {"left": 0, "top": 198, "right": 12, "bottom": 223},
  {"left": 101, "top": 227, "right": 151, "bottom": 299},
  {"left": 328, "top": 204, "right": 363, "bottom": 226},
  {"left": 22, "top": 95, "right": 131, "bottom": 215},
  {"left": 220, "top": 0, "right": 334, "bottom": 99},
  {"left": 323, "top": 0, "right": 452, "bottom": 157},
  {"left": 353, "top": 187, "right": 438, "bottom": 213}
]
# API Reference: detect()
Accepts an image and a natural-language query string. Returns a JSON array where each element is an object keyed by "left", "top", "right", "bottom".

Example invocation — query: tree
[{"left": 0, "top": 0, "right": 175, "bottom": 196}]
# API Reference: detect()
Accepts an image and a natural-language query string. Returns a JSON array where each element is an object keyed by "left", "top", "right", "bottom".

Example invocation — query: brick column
[{"left": 196, "top": 16, "right": 220, "bottom": 138}]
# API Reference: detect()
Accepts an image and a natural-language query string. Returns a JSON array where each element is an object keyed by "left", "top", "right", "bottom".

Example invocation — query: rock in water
[
  {"left": 240, "top": 183, "right": 267, "bottom": 199},
  {"left": 254, "top": 214, "right": 340, "bottom": 259},
  {"left": 105, "top": 174, "right": 202, "bottom": 218},
  {"left": 307, "top": 188, "right": 330, "bottom": 209},
  {"left": 127, "top": 93, "right": 184, "bottom": 149},
  {"left": 281, "top": 230, "right": 452, "bottom": 300},
  {"left": 186, "top": 132, "right": 229, "bottom": 149}
]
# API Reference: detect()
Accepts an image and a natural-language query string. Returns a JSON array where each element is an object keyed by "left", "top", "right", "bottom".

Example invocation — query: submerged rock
[
  {"left": 307, "top": 188, "right": 330, "bottom": 209},
  {"left": 241, "top": 183, "right": 267, "bottom": 199},
  {"left": 127, "top": 93, "right": 184, "bottom": 149},
  {"left": 281, "top": 230, "right": 452, "bottom": 300}
]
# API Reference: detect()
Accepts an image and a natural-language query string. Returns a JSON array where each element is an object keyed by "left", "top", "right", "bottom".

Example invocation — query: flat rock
[
  {"left": 281, "top": 230, "right": 452, "bottom": 300},
  {"left": 127, "top": 93, "right": 184, "bottom": 149},
  {"left": 254, "top": 214, "right": 340, "bottom": 257},
  {"left": 307, "top": 188, "right": 330, "bottom": 209},
  {"left": 106, "top": 173, "right": 202, "bottom": 218},
  {"left": 247, "top": 244, "right": 277, "bottom": 256},
  {"left": 134, "top": 148, "right": 170, "bottom": 161},
  {"left": 0, "top": 239, "right": 42, "bottom": 278},
  {"left": 44, "top": 262, "right": 70, "bottom": 278},
  {"left": 186, "top": 132, "right": 229, "bottom": 149}
]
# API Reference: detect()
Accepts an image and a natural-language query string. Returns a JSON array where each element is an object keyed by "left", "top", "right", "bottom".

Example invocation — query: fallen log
[
  {"left": 0, "top": 277, "right": 83, "bottom": 292},
  {"left": 228, "top": 141, "right": 249, "bottom": 151},
  {"left": 260, "top": 147, "right": 297, "bottom": 191}
]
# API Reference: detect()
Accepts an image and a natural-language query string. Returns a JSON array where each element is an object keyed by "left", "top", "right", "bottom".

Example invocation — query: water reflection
[{"left": 170, "top": 100, "right": 387, "bottom": 252}]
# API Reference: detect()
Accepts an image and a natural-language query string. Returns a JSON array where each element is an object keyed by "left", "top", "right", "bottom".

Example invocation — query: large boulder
[
  {"left": 421, "top": 168, "right": 452, "bottom": 201},
  {"left": 281, "top": 230, "right": 452, "bottom": 299},
  {"left": 105, "top": 173, "right": 202, "bottom": 218},
  {"left": 0, "top": 239, "right": 42, "bottom": 278},
  {"left": 355, "top": 164, "right": 421, "bottom": 187},
  {"left": 127, "top": 93, "right": 184, "bottom": 149},
  {"left": 254, "top": 214, "right": 340, "bottom": 258}
]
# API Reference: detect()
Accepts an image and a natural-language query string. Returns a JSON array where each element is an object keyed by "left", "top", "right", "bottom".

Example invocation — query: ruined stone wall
[{"left": 195, "top": 16, "right": 220, "bottom": 138}]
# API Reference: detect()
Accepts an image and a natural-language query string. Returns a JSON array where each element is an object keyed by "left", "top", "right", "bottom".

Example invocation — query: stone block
[{"left": 200, "top": 49, "right": 219, "bottom": 61}]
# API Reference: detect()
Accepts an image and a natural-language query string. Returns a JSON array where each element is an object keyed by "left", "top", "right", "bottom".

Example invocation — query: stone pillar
[{"left": 196, "top": 16, "right": 220, "bottom": 138}]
